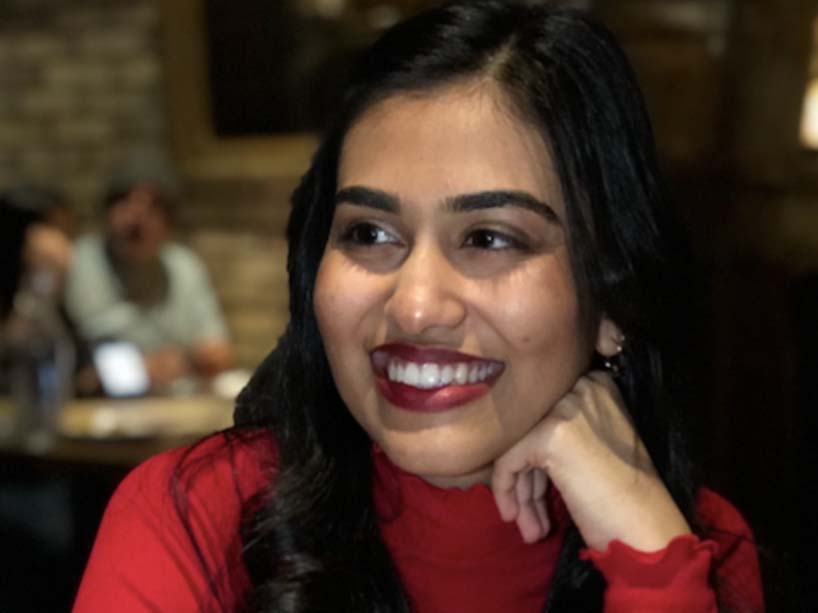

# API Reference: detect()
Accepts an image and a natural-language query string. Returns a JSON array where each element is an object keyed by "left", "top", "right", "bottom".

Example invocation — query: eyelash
[
  {"left": 337, "top": 222, "right": 399, "bottom": 247},
  {"left": 462, "top": 228, "right": 529, "bottom": 252},
  {"left": 337, "top": 222, "right": 530, "bottom": 252}
]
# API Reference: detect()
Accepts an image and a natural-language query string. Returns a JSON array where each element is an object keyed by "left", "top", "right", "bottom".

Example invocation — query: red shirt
[{"left": 73, "top": 432, "right": 764, "bottom": 612}]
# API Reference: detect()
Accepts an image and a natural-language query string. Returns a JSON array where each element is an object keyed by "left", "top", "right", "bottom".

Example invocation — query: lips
[{"left": 370, "top": 342, "right": 504, "bottom": 412}]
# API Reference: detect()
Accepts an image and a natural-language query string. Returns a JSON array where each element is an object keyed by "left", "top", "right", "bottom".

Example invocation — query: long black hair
[{"left": 231, "top": 1, "right": 703, "bottom": 610}]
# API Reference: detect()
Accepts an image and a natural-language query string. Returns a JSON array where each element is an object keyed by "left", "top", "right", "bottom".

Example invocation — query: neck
[
  {"left": 419, "top": 463, "right": 493, "bottom": 490},
  {"left": 106, "top": 241, "right": 167, "bottom": 304}
]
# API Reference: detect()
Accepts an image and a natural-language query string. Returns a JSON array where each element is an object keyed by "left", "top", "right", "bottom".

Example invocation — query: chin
[{"left": 381, "top": 431, "right": 496, "bottom": 487}]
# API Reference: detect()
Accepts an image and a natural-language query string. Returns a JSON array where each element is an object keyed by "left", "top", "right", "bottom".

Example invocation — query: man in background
[{"left": 65, "top": 158, "right": 233, "bottom": 392}]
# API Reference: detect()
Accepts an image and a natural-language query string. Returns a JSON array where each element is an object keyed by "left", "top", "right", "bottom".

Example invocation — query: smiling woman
[
  {"left": 315, "top": 85, "right": 590, "bottom": 489},
  {"left": 74, "top": 2, "right": 764, "bottom": 612}
]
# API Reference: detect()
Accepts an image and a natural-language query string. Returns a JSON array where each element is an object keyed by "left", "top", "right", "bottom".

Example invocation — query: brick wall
[
  {"left": 0, "top": 0, "right": 166, "bottom": 221},
  {"left": 182, "top": 177, "right": 295, "bottom": 367},
  {"left": 0, "top": 0, "right": 292, "bottom": 367}
]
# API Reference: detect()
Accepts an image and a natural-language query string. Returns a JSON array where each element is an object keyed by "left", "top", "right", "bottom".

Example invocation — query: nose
[{"left": 384, "top": 242, "right": 467, "bottom": 337}]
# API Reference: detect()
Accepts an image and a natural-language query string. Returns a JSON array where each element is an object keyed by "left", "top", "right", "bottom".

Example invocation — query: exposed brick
[
  {"left": 78, "top": 31, "right": 146, "bottom": 58},
  {"left": 0, "top": 123, "right": 44, "bottom": 147},
  {"left": 54, "top": 8, "right": 106, "bottom": 32},
  {"left": 0, "top": 94, "right": 18, "bottom": 116},
  {"left": 77, "top": 92, "right": 127, "bottom": 114},
  {"left": 19, "top": 90, "right": 77, "bottom": 116},
  {"left": 0, "top": 57, "right": 42, "bottom": 88},
  {"left": 229, "top": 312, "right": 286, "bottom": 339},
  {"left": 115, "top": 57, "right": 161, "bottom": 89},
  {"left": 61, "top": 176, "right": 101, "bottom": 213},
  {"left": 9, "top": 33, "right": 63, "bottom": 60},
  {"left": 45, "top": 61, "right": 112, "bottom": 91},
  {"left": 54, "top": 118, "right": 114, "bottom": 143},
  {"left": 112, "top": 108, "right": 166, "bottom": 141},
  {"left": 118, "top": 3, "right": 160, "bottom": 29},
  {"left": 0, "top": 154, "right": 23, "bottom": 184}
]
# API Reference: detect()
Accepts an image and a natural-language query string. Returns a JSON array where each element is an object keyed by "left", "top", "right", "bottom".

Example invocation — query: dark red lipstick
[{"left": 370, "top": 342, "right": 504, "bottom": 412}]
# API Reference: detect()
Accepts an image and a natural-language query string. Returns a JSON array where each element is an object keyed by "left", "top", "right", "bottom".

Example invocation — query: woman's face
[{"left": 314, "top": 84, "right": 604, "bottom": 488}]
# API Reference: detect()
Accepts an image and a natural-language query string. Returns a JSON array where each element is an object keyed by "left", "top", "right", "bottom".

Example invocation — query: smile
[
  {"left": 387, "top": 359, "right": 501, "bottom": 389},
  {"left": 370, "top": 343, "right": 505, "bottom": 412}
]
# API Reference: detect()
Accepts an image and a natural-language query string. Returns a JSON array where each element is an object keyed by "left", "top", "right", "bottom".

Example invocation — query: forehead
[{"left": 338, "top": 83, "right": 564, "bottom": 212}]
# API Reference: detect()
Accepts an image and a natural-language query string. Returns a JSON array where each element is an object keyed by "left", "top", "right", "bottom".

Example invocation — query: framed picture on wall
[{"left": 160, "top": 0, "right": 435, "bottom": 178}]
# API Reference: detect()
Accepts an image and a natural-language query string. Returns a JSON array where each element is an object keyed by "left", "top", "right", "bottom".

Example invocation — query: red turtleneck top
[{"left": 73, "top": 432, "right": 764, "bottom": 612}]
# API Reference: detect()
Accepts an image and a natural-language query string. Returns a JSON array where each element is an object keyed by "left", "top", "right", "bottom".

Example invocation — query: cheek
[
  {"left": 313, "top": 254, "right": 377, "bottom": 359},
  {"left": 314, "top": 260, "right": 354, "bottom": 407},
  {"left": 507, "top": 292, "right": 580, "bottom": 347},
  {"left": 313, "top": 259, "right": 343, "bottom": 348},
  {"left": 313, "top": 256, "right": 382, "bottom": 430},
  {"left": 491, "top": 258, "right": 582, "bottom": 348},
  {"left": 484, "top": 257, "right": 591, "bottom": 417}
]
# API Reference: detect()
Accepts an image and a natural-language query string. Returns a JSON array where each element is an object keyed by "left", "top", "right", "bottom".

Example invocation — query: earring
[{"left": 603, "top": 335, "right": 626, "bottom": 376}]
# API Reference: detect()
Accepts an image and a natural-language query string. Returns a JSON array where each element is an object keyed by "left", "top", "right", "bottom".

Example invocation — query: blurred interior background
[{"left": 0, "top": 0, "right": 816, "bottom": 610}]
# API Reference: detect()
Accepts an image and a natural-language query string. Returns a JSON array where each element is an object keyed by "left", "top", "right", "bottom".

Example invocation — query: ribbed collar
[{"left": 372, "top": 446, "right": 569, "bottom": 612}]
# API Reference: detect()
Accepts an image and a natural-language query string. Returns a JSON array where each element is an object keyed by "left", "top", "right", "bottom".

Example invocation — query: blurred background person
[
  {"left": 64, "top": 156, "right": 233, "bottom": 393},
  {"left": 0, "top": 184, "right": 73, "bottom": 325},
  {"left": 0, "top": 185, "right": 78, "bottom": 443},
  {"left": 0, "top": 185, "right": 75, "bottom": 596}
]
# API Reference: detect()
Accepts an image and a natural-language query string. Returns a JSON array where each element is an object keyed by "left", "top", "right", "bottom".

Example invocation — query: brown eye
[
  {"left": 463, "top": 229, "right": 526, "bottom": 251},
  {"left": 339, "top": 222, "right": 398, "bottom": 246}
]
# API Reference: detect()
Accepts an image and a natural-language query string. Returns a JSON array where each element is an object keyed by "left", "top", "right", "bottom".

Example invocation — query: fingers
[
  {"left": 491, "top": 450, "right": 525, "bottom": 522},
  {"left": 492, "top": 434, "right": 543, "bottom": 521},
  {"left": 491, "top": 371, "right": 627, "bottom": 544},
  {"left": 516, "top": 504, "right": 543, "bottom": 543},
  {"left": 493, "top": 460, "right": 551, "bottom": 543},
  {"left": 514, "top": 469, "right": 551, "bottom": 543},
  {"left": 532, "top": 468, "right": 550, "bottom": 536},
  {"left": 585, "top": 370, "right": 624, "bottom": 401},
  {"left": 515, "top": 465, "right": 533, "bottom": 505},
  {"left": 514, "top": 469, "right": 539, "bottom": 542}
]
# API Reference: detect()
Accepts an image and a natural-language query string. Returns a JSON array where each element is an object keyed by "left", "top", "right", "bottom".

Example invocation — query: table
[
  {"left": 0, "top": 394, "right": 235, "bottom": 467},
  {"left": 0, "top": 394, "right": 237, "bottom": 609}
]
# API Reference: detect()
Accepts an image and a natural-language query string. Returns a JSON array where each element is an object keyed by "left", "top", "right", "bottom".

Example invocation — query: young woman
[{"left": 74, "top": 2, "right": 764, "bottom": 611}]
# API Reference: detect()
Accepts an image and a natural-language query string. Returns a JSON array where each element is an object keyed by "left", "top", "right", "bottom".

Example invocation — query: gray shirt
[{"left": 65, "top": 234, "right": 228, "bottom": 352}]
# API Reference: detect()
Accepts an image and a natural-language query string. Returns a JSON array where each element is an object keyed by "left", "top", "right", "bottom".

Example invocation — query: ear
[{"left": 595, "top": 316, "right": 624, "bottom": 357}]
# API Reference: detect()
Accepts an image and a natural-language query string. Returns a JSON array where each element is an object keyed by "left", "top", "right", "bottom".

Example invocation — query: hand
[
  {"left": 144, "top": 346, "right": 190, "bottom": 389},
  {"left": 491, "top": 371, "right": 691, "bottom": 552},
  {"left": 24, "top": 223, "right": 72, "bottom": 276},
  {"left": 189, "top": 340, "right": 234, "bottom": 379}
]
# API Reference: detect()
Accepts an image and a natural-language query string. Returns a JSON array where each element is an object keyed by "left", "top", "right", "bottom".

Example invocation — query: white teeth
[
  {"left": 419, "top": 363, "right": 440, "bottom": 389},
  {"left": 403, "top": 362, "right": 420, "bottom": 386},
  {"left": 386, "top": 358, "right": 500, "bottom": 388},
  {"left": 454, "top": 363, "right": 469, "bottom": 384}
]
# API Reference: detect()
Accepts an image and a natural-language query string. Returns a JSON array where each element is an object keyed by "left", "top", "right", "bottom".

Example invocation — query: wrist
[{"left": 580, "top": 534, "right": 719, "bottom": 612}]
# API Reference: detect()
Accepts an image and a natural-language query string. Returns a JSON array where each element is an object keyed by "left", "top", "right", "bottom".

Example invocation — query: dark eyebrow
[
  {"left": 335, "top": 186, "right": 560, "bottom": 224},
  {"left": 445, "top": 190, "right": 561, "bottom": 224},
  {"left": 335, "top": 186, "right": 400, "bottom": 213}
]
